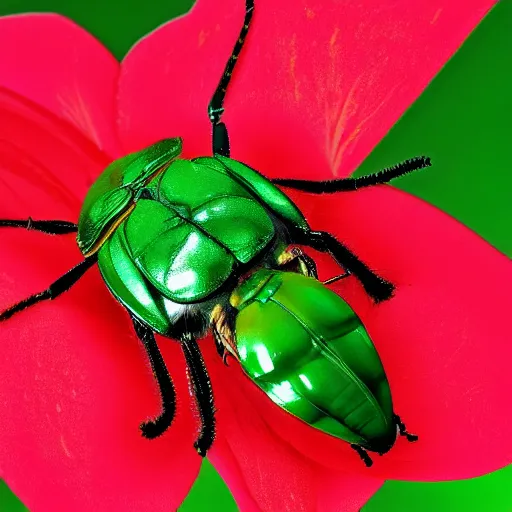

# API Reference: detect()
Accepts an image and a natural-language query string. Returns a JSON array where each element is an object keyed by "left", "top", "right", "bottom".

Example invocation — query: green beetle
[
  {"left": 0, "top": 0, "right": 428, "bottom": 463},
  {"left": 227, "top": 267, "right": 417, "bottom": 464}
]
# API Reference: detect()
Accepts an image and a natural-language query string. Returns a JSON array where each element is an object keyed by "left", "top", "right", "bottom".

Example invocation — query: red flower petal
[
  {"left": 205, "top": 341, "right": 383, "bottom": 511},
  {"left": 118, "top": 0, "right": 496, "bottom": 178},
  {"left": 0, "top": 59, "right": 200, "bottom": 512},
  {"left": 0, "top": 87, "right": 108, "bottom": 217},
  {"left": 0, "top": 13, "right": 122, "bottom": 159},
  {"left": 0, "top": 265, "right": 201, "bottom": 511},
  {"left": 209, "top": 185, "right": 510, "bottom": 482}
]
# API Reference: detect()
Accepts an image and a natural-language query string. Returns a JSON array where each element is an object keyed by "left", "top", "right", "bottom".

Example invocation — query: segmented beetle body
[
  {"left": 0, "top": 0, "right": 428, "bottom": 463},
  {"left": 231, "top": 269, "right": 396, "bottom": 455},
  {"left": 78, "top": 138, "right": 308, "bottom": 336}
]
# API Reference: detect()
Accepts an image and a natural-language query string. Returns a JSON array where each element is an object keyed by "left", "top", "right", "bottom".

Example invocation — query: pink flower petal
[
  {"left": 0, "top": 13, "right": 122, "bottom": 158},
  {"left": 118, "top": 0, "right": 496, "bottom": 178},
  {"left": 206, "top": 341, "right": 383, "bottom": 512},
  {"left": 0, "top": 80, "right": 200, "bottom": 511},
  {"left": 206, "top": 186, "right": 511, "bottom": 483}
]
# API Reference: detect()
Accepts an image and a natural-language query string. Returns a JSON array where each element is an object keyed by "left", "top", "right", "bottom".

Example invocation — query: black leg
[
  {"left": 0, "top": 256, "right": 97, "bottom": 322},
  {"left": 208, "top": 0, "right": 255, "bottom": 156},
  {"left": 181, "top": 333, "right": 216, "bottom": 457},
  {"left": 272, "top": 156, "right": 431, "bottom": 193},
  {"left": 393, "top": 413, "right": 419, "bottom": 442},
  {"left": 294, "top": 229, "right": 394, "bottom": 303},
  {"left": 131, "top": 315, "right": 177, "bottom": 439},
  {"left": 212, "top": 121, "right": 231, "bottom": 159},
  {"left": 351, "top": 444, "right": 373, "bottom": 467},
  {"left": 0, "top": 218, "right": 78, "bottom": 234}
]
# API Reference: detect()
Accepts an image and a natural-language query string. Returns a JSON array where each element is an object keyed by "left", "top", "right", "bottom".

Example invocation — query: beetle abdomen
[{"left": 231, "top": 270, "right": 396, "bottom": 452}]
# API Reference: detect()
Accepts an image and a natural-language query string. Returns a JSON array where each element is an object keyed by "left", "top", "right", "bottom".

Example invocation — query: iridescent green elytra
[
  {"left": 231, "top": 269, "right": 396, "bottom": 454},
  {"left": 0, "top": 0, "right": 425, "bottom": 462},
  {"left": 77, "top": 137, "right": 308, "bottom": 335}
]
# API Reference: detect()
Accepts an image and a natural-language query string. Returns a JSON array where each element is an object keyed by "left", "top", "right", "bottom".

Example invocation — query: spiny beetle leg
[
  {"left": 293, "top": 229, "right": 394, "bottom": 303},
  {"left": 131, "top": 315, "right": 177, "bottom": 439},
  {"left": 394, "top": 413, "right": 419, "bottom": 442},
  {"left": 0, "top": 256, "right": 97, "bottom": 322},
  {"left": 208, "top": 0, "right": 255, "bottom": 156},
  {"left": 181, "top": 333, "right": 216, "bottom": 457},
  {"left": 0, "top": 218, "right": 78, "bottom": 234},
  {"left": 351, "top": 444, "right": 373, "bottom": 467},
  {"left": 271, "top": 156, "right": 431, "bottom": 193}
]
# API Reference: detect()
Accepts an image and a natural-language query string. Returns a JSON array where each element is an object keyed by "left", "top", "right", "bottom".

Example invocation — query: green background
[{"left": 0, "top": 0, "right": 510, "bottom": 510}]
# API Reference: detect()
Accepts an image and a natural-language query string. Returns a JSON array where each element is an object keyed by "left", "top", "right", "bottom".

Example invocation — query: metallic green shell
[
  {"left": 77, "top": 138, "right": 183, "bottom": 255},
  {"left": 194, "top": 155, "right": 308, "bottom": 231},
  {"left": 85, "top": 141, "right": 309, "bottom": 312},
  {"left": 231, "top": 269, "right": 395, "bottom": 451},
  {"left": 121, "top": 158, "right": 277, "bottom": 303},
  {"left": 97, "top": 225, "right": 186, "bottom": 336}
]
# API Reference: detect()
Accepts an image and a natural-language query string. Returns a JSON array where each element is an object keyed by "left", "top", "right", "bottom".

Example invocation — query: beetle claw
[
  {"left": 194, "top": 440, "right": 208, "bottom": 458},
  {"left": 393, "top": 413, "right": 419, "bottom": 442},
  {"left": 140, "top": 419, "right": 164, "bottom": 439},
  {"left": 351, "top": 444, "right": 373, "bottom": 467}
]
